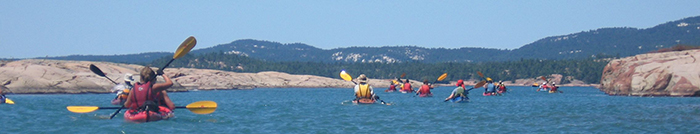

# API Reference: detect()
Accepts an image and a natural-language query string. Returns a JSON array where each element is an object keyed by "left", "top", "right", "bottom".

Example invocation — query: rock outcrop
[
  {"left": 0, "top": 59, "right": 599, "bottom": 94},
  {"left": 599, "top": 49, "right": 700, "bottom": 96},
  {"left": 0, "top": 59, "right": 370, "bottom": 93}
]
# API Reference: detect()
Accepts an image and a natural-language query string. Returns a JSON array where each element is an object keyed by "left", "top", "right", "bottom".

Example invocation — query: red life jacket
[
  {"left": 419, "top": 85, "right": 431, "bottom": 94},
  {"left": 129, "top": 81, "right": 157, "bottom": 110},
  {"left": 402, "top": 83, "right": 412, "bottom": 91},
  {"left": 550, "top": 86, "right": 558, "bottom": 91},
  {"left": 388, "top": 85, "right": 396, "bottom": 91}
]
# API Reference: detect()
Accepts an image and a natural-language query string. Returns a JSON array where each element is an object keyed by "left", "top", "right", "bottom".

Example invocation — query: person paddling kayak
[
  {"left": 111, "top": 73, "right": 135, "bottom": 105},
  {"left": 416, "top": 80, "right": 433, "bottom": 97},
  {"left": 400, "top": 79, "right": 413, "bottom": 93},
  {"left": 385, "top": 81, "right": 397, "bottom": 92},
  {"left": 549, "top": 83, "right": 559, "bottom": 93},
  {"left": 123, "top": 66, "right": 175, "bottom": 121},
  {"left": 496, "top": 81, "right": 507, "bottom": 94},
  {"left": 537, "top": 82, "right": 549, "bottom": 92},
  {"left": 445, "top": 80, "right": 472, "bottom": 102},
  {"left": 353, "top": 74, "right": 377, "bottom": 104},
  {"left": 483, "top": 78, "right": 497, "bottom": 95},
  {"left": 112, "top": 73, "right": 175, "bottom": 110}
]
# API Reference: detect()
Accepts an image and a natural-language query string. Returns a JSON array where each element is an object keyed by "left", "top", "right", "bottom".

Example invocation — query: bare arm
[
  {"left": 161, "top": 91, "right": 175, "bottom": 110},
  {"left": 152, "top": 74, "right": 173, "bottom": 93}
]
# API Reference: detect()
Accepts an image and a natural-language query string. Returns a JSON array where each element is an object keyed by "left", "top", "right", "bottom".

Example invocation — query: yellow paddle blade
[
  {"left": 5, "top": 98, "right": 14, "bottom": 104},
  {"left": 474, "top": 80, "right": 487, "bottom": 89},
  {"left": 340, "top": 70, "right": 353, "bottom": 81},
  {"left": 185, "top": 101, "right": 217, "bottom": 114},
  {"left": 67, "top": 106, "right": 100, "bottom": 113},
  {"left": 173, "top": 36, "right": 197, "bottom": 59},
  {"left": 437, "top": 73, "right": 448, "bottom": 81}
]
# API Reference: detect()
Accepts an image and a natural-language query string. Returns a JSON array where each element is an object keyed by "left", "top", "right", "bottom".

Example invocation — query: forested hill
[
  {"left": 508, "top": 16, "right": 700, "bottom": 60},
  {"left": 189, "top": 16, "right": 700, "bottom": 63},
  {"left": 190, "top": 40, "right": 505, "bottom": 63},
  {"left": 152, "top": 51, "right": 609, "bottom": 84}
]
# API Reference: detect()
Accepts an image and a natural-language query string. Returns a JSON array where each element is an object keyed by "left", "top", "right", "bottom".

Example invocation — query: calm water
[{"left": 2, "top": 86, "right": 700, "bottom": 133}]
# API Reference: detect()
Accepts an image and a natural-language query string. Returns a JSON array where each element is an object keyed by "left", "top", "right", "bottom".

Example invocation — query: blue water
[{"left": 2, "top": 86, "right": 700, "bottom": 133}]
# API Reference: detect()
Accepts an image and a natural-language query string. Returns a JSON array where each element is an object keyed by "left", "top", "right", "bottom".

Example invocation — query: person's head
[
  {"left": 357, "top": 74, "right": 368, "bottom": 84},
  {"left": 456, "top": 79, "right": 464, "bottom": 86},
  {"left": 423, "top": 80, "right": 429, "bottom": 84},
  {"left": 389, "top": 81, "right": 394, "bottom": 85},
  {"left": 405, "top": 79, "right": 410, "bottom": 83},
  {"left": 124, "top": 73, "right": 135, "bottom": 85},
  {"left": 140, "top": 66, "right": 157, "bottom": 83}
]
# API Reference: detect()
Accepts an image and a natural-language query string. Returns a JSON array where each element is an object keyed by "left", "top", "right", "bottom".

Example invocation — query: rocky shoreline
[
  {"left": 599, "top": 49, "right": 700, "bottom": 96},
  {"left": 0, "top": 59, "right": 597, "bottom": 94}
]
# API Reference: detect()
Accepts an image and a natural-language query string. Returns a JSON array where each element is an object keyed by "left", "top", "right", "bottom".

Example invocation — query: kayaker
[
  {"left": 416, "top": 80, "right": 433, "bottom": 97},
  {"left": 496, "top": 81, "right": 507, "bottom": 94},
  {"left": 537, "top": 82, "right": 549, "bottom": 92},
  {"left": 484, "top": 78, "right": 496, "bottom": 95},
  {"left": 124, "top": 66, "right": 173, "bottom": 113},
  {"left": 401, "top": 79, "right": 413, "bottom": 93},
  {"left": 445, "top": 79, "right": 471, "bottom": 101},
  {"left": 550, "top": 83, "right": 559, "bottom": 92},
  {"left": 385, "top": 81, "right": 397, "bottom": 92},
  {"left": 111, "top": 73, "right": 135, "bottom": 105},
  {"left": 354, "top": 74, "right": 376, "bottom": 101}
]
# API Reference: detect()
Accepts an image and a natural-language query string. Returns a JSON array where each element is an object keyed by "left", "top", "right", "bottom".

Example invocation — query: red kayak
[
  {"left": 418, "top": 93, "right": 433, "bottom": 97},
  {"left": 352, "top": 98, "right": 376, "bottom": 104},
  {"left": 483, "top": 92, "right": 501, "bottom": 96},
  {"left": 124, "top": 106, "right": 174, "bottom": 123}
]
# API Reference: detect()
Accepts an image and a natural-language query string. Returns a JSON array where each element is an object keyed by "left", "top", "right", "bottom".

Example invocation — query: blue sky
[{"left": 2, "top": 0, "right": 700, "bottom": 58}]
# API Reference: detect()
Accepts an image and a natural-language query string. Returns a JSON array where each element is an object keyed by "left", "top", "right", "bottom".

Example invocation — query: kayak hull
[
  {"left": 124, "top": 106, "right": 174, "bottom": 123},
  {"left": 352, "top": 98, "right": 376, "bottom": 104},
  {"left": 483, "top": 92, "right": 501, "bottom": 96},
  {"left": 418, "top": 93, "right": 433, "bottom": 97},
  {"left": 450, "top": 96, "right": 468, "bottom": 103}
]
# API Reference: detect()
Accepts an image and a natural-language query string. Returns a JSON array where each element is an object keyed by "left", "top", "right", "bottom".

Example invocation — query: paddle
[
  {"left": 90, "top": 64, "right": 118, "bottom": 85},
  {"left": 89, "top": 64, "right": 125, "bottom": 118},
  {"left": 339, "top": 70, "right": 356, "bottom": 84},
  {"left": 67, "top": 101, "right": 217, "bottom": 114},
  {"left": 444, "top": 80, "right": 486, "bottom": 102},
  {"left": 158, "top": 36, "right": 197, "bottom": 73}
]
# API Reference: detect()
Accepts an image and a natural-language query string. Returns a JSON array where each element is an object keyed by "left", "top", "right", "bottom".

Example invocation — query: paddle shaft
[
  {"left": 104, "top": 77, "right": 118, "bottom": 85},
  {"left": 108, "top": 106, "right": 124, "bottom": 119},
  {"left": 159, "top": 59, "right": 176, "bottom": 73}
]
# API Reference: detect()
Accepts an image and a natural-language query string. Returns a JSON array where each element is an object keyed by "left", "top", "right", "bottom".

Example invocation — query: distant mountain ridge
[{"left": 36, "top": 15, "right": 700, "bottom": 63}]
